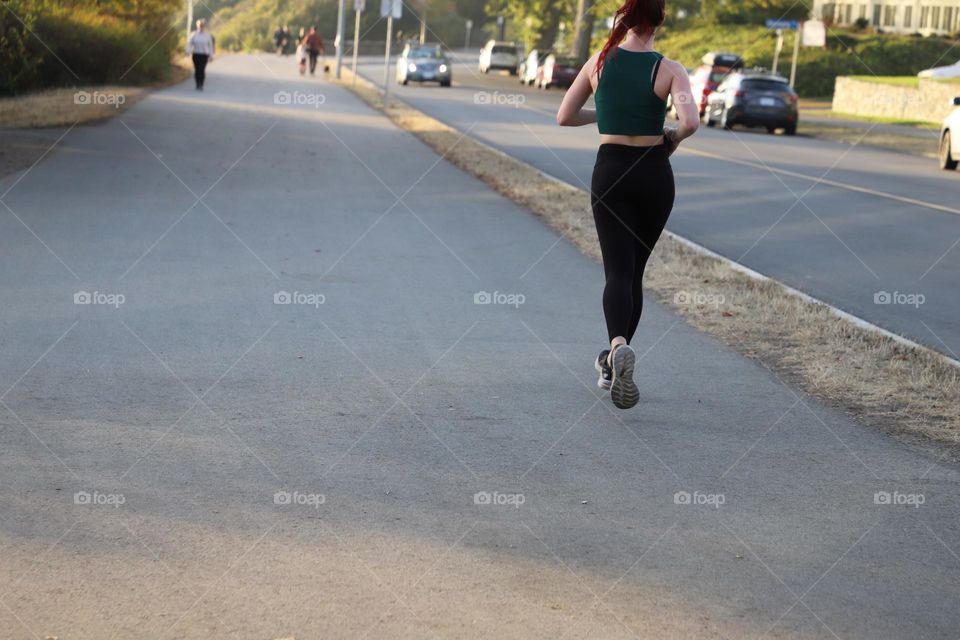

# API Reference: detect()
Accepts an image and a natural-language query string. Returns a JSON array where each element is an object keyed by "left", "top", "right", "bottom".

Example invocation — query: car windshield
[
  {"left": 492, "top": 45, "right": 517, "bottom": 55},
  {"left": 409, "top": 48, "right": 443, "bottom": 59},
  {"left": 742, "top": 78, "right": 789, "bottom": 91},
  {"left": 710, "top": 70, "right": 732, "bottom": 83}
]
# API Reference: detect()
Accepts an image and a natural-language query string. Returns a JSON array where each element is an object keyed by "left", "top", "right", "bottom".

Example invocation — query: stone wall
[{"left": 832, "top": 76, "right": 960, "bottom": 123}]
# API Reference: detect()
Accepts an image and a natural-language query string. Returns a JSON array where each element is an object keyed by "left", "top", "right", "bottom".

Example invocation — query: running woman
[{"left": 557, "top": 0, "right": 699, "bottom": 409}]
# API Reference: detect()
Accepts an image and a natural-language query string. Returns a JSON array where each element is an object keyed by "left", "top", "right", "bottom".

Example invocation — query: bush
[
  {"left": 658, "top": 24, "right": 960, "bottom": 97},
  {"left": 2, "top": 5, "right": 178, "bottom": 95},
  {"left": 0, "top": 0, "right": 43, "bottom": 93}
]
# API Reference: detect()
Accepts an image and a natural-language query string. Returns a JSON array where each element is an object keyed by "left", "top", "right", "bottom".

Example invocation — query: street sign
[
  {"left": 380, "top": 0, "right": 400, "bottom": 19},
  {"left": 766, "top": 19, "right": 799, "bottom": 30},
  {"left": 355, "top": 0, "right": 364, "bottom": 11},
  {"left": 802, "top": 20, "right": 827, "bottom": 47}
]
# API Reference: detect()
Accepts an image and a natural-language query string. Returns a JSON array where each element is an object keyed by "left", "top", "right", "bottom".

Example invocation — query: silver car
[
  {"left": 396, "top": 43, "right": 451, "bottom": 87},
  {"left": 939, "top": 96, "right": 960, "bottom": 171}
]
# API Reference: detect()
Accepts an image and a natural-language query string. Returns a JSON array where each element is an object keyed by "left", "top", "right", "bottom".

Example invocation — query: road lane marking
[{"left": 679, "top": 146, "right": 960, "bottom": 217}]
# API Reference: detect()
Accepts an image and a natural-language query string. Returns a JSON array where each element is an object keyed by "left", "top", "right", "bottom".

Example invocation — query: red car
[
  {"left": 689, "top": 52, "right": 744, "bottom": 117},
  {"left": 538, "top": 54, "right": 581, "bottom": 89}
]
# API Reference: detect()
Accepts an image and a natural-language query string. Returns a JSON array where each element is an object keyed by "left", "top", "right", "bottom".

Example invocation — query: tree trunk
[
  {"left": 572, "top": 0, "right": 594, "bottom": 63},
  {"left": 536, "top": 2, "right": 563, "bottom": 51}
]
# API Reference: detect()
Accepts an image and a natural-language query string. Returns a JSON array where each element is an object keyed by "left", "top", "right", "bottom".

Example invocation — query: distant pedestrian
[
  {"left": 274, "top": 25, "right": 288, "bottom": 55},
  {"left": 557, "top": 0, "right": 699, "bottom": 409},
  {"left": 301, "top": 27, "right": 326, "bottom": 75},
  {"left": 186, "top": 19, "right": 215, "bottom": 90}
]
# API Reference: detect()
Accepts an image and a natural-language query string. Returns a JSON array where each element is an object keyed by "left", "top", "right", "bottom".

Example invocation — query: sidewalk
[{"left": 1, "top": 54, "right": 958, "bottom": 639}]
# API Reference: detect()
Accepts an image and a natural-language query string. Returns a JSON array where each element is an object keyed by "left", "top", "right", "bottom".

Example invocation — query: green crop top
[{"left": 595, "top": 49, "right": 667, "bottom": 136}]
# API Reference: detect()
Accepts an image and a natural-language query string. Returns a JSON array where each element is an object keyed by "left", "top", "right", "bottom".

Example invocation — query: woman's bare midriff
[{"left": 599, "top": 133, "right": 665, "bottom": 146}]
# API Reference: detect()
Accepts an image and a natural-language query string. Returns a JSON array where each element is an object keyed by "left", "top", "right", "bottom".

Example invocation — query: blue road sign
[{"left": 766, "top": 19, "right": 800, "bottom": 29}]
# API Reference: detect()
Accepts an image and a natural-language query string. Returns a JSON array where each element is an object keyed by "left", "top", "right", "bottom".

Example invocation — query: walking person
[
  {"left": 301, "top": 27, "right": 326, "bottom": 76},
  {"left": 557, "top": 0, "right": 699, "bottom": 409},
  {"left": 186, "top": 19, "right": 215, "bottom": 90}
]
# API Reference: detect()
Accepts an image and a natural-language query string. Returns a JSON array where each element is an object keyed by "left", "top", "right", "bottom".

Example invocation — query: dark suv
[{"left": 704, "top": 72, "right": 799, "bottom": 135}]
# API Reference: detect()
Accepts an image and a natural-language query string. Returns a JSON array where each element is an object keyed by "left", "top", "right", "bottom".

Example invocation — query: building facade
[{"left": 813, "top": 0, "right": 960, "bottom": 34}]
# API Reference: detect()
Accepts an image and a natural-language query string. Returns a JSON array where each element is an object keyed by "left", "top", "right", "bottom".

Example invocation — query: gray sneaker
[{"left": 609, "top": 345, "right": 639, "bottom": 409}]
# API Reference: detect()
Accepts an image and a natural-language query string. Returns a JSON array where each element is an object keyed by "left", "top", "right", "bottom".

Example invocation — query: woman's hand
[{"left": 663, "top": 126, "right": 680, "bottom": 156}]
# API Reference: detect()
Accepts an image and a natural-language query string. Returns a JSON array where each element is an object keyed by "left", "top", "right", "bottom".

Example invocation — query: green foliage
[
  {"left": 2, "top": 0, "right": 180, "bottom": 95},
  {"left": 1, "top": 0, "right": 43, "bottom": 93},
  {"left": 658, "top": 24, "right": 960, "bottom": 96}
]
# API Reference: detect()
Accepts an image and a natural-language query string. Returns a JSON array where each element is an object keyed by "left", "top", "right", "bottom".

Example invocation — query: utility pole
[
  {"left": 464, "top": 19, "right": 473, "bottom": 49},
  {"left": 186, "top": 0, "right": 193, "bottom": 41},
  {"left": 335, "top": 0, "right": 346, "bottom": 78},
  {"left": 352, "top": 0, "right": 364, "bottom": 86},
  {"left": 419, "top": 2, "right": 427, "bottom": 44}
]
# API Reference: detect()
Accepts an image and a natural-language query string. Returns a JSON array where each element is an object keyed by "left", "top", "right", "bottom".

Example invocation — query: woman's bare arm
[
  {"left": 557, "top": 54, "right": 599, "bottom": 127},
  {"left": 662, "top": 58, "right": 699, "bottom": 143}
]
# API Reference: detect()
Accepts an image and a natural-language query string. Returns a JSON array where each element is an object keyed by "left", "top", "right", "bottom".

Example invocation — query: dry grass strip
[
  {"left": 0, "top": 57, "right": 191, "bottom": 129},
  {"left": 337, "top": 69, "right": 960, "bottom": 448}
]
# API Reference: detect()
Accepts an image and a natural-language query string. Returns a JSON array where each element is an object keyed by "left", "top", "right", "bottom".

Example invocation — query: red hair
[{"left": 596, "top": 0, "right": 666, "bottom": 74}]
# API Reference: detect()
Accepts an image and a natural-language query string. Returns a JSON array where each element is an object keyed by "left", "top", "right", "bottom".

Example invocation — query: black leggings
[
  {"left": 591, "top": 143, "right": 675, "bottom": 343},
  {"left": 192, "top": 53, "right": 208, "bottom": 88}
]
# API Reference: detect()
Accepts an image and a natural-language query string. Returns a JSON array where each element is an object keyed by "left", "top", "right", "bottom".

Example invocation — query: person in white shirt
[{"left": 186, "top": 19, "right": 215, "bottom": 90}]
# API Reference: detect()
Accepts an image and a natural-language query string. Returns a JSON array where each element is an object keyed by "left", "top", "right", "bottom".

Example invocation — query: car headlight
[
  {"left": 408, "top": 63, "right": 417, "bottom": 72},
  {"left": 439, "top": 64, "right": 448, "bottom": 73}
]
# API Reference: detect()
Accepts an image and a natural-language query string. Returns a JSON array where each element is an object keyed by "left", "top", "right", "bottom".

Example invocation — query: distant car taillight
[
  {"left": 735, "top": 90, "right": 745, "bottom": 97},
  {"left": 788, "top": 94, "right": 799, "bottom": 103}
]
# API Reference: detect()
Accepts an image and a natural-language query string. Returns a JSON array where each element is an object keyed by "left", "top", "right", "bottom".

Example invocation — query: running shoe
[
  {"left": 609, "top": 344, "right": 639, "bottom": 409},
  {"left": 595, "top": 349, "right": 613, "bottom": 391}
]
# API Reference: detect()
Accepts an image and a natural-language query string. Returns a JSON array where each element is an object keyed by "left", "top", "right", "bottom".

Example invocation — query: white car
[
  {"left": 478, "top": 40, "right": 519, "bottom": 75},
  {"left": 919, "top": 59, "right": 960, "bottom": 79},
  {"left": 940, "top": 97, "right": 960, "bottom": 171}
]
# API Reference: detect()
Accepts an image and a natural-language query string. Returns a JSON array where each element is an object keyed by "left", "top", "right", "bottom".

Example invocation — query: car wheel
[
  {"left": 401, "top": 77, "right": 408, "bottom": 85},
  {"left": 767, "top": 126, "right": 777, "bottom": 134},
  {"left": 440, "top": 80, "right": 450, "bottom": 87},
  {"left": 785, "top": 124, "right": 797, "bottom": 136},
  {"left": 940, "top": 130, "right": 958, "bottom": 170}
]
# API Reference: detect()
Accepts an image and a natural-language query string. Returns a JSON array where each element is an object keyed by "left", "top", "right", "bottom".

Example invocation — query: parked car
[
  {"left": 538, "top": 54, "right": 581, "bottom": 89},
  {"left": 519, "top": 49, "right": 549, "bottom": 86},
  {"left": 919, "top": 59, "right": 960, "bottom": 79},
  {"left": 939, "top": 96, "right": 960, "bottom": 171},
  {"left": 690, "top": 52, "right": 744, "bottom": 117},
  {"left": 705, "top": 71, "right": 799, "bottom": 135},
  {"left": 479, "top": 40, "right": 519, "bottom": 75},
  {"left": 396, "top": 43, "right": 451, "bottom": 86}
]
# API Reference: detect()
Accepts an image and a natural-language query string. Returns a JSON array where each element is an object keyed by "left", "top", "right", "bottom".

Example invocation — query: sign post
[
  {"left": 335, "top": 0, "right": 346, "bottom": 78},
  {"left": 351, "top": 0, "right": 364, "bottom": 86},
  {"left": 464, "top": 19, "right": 473, "bottom": 49},
  {"left": 772, "top": 28, "right": 783, "bottom": 74},
  {"left": 381, "top": 0, "right": 401, "bottom": 107}
]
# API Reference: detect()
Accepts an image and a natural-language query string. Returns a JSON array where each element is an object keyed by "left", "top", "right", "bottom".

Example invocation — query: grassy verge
[
  {"left": 848, "top": 75, "right": 920, "bottom": 88},
  {"left": 0, "top": 57, "right": 190, "bottom": 129},
  {"left": 807, "top": 110, "right": 941, "bottom": 128},
  {"left": 336, "top": 68, "right": 960, "bottom": 449},
  {"left": 799, "top": 123, "right": 938, "bottom": 157}
]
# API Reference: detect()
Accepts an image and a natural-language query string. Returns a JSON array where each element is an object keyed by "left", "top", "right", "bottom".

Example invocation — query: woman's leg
[
  {"left": 625, "top": 166, "right": 675, "bottom": 343},
  {"left": 592, "top": 193, "right": 636, "bottom": 348}
]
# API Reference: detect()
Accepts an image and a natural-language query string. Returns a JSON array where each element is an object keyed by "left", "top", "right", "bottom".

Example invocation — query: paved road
[
  {"left": 1, "top": 54, "right": 959, "bottom": 639},
  {"left": 357, "top": 55, "right": 960, "bottom": 359}
]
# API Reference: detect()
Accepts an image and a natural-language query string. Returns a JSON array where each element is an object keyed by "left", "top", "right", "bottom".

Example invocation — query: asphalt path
[
  {"left": 357, "top": 54, "right": 960, "bottom": 360},
  {"left": 1, "top": 54, "right": 958, "bottom": 639}
]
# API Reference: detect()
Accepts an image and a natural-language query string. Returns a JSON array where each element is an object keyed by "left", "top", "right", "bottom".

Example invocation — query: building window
[
  {"left": 844, "top": 4, "right": 853, "bottom": 23},
  {"left": 904, "top": 6, "right": 912, "bottom": 27},
  {"left": 859, "top": 4, "right": 867, "bottom": 19},
  {"left": 932, "top": 6, "right": 941, "bottom": 30},
  {"left": 872, "top": 3, "right": 881, "bottom": 25},
  {"left": 883, "top": 5, "right": 896, "bottom": 26},
  {"left": 943, "top": 7, "right": 954, "bottom": 30},
  {"left": 921, "top": 6, "right": 930, "bottom": 28}
]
